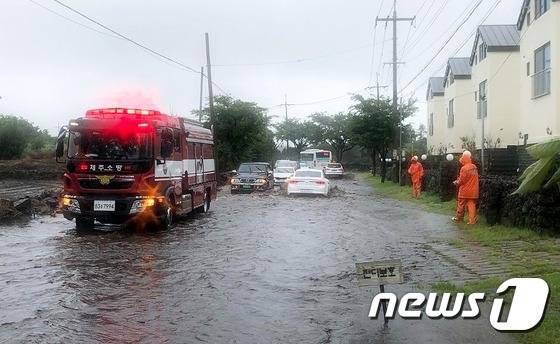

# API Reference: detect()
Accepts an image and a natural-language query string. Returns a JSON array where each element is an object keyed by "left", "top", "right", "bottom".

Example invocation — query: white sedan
[
  {"left": 287, "top": 169, "right": 330, "bottom": 197},
  {"left": 274, "top": 167, "right": 295, "bottom": 186},
  {"left": 324, "top": 163, "right": 344, "bottom": 178}
]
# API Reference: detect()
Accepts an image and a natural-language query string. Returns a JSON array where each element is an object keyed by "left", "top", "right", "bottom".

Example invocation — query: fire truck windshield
[{"left": 68, "top": 130, "right": 153, "bottom": 160}]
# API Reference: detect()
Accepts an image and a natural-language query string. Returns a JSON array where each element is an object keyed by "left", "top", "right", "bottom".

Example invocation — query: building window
[
  {"left": 447, "top": 99, "right": 454, "bottom": 128},
  {"left": 527, "top": 62, "right": 531, "bottom": 76},
  {"left": 449, "top": 73, "right": 454, "bottom": 86},
  {"left": 535, "top": 0, "right": 551, "bottom": 19},
  {"left": 533, "top": 42, "right": 551, "bottom": 98},
  {"left": 527, "top": 11, "right": 531, "bottom": 26},
  {"left": 479, "top": 42, "right": 487, "bottom": 61},
  {"left": 429, "top": 113, "right": 434, "bottom": 136}
]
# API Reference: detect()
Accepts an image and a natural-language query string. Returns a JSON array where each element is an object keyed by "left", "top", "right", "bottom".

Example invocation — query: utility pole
[
  {"left": 376, "top": 0, "right": 414, "bottom": 185},
  {"left": 205, "top": 33, "right": 214, "bottom": 117},
  {"left": 284, "top": 94, "right": 291, "bottom": 158},
  {"left": 199, "top": 66, "right": 204, "bottom": 122},
  {"left": 368, "top": 73, "right": 388, "bottom": 100}
]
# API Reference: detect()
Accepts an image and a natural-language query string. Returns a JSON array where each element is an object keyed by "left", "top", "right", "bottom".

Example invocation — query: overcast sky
[{"left": 1, "top": 0, "right": 522, "bottom": 134}]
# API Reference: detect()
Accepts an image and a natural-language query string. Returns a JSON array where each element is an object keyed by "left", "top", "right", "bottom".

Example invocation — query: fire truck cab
[{"left": 55, "top": 108, "right": 217, "bottom": 231}]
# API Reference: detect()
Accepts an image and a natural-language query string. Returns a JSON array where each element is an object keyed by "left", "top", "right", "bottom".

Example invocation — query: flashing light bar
[{"left": 85, "top": 108, "right": 162, "bottom": 117}]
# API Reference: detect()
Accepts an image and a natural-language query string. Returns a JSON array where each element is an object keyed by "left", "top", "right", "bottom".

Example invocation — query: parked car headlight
[
  {"left": 231, "top": 178, "right": 240, "bottom": 185},
  {"left": 256, "top": 179, "right": 267, "bottom": 184}
]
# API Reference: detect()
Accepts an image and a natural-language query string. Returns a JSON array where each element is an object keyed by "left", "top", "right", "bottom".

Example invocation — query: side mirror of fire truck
[{"left": 55, "top": 126, "right": 68, "bottom": 163}]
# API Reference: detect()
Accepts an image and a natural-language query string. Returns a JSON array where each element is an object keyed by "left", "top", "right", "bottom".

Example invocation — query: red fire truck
[{"left": 55, "top": 107, "right": 217, "bottom": 231}]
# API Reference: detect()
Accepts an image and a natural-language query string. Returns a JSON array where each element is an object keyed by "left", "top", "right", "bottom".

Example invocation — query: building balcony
[{"left": 532, "top": 68, "right": 551, "bottom": 99}]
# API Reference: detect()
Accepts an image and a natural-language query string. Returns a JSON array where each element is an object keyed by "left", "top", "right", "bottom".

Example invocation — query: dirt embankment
[
  {"left": 0, "top": 159, "right": 63, "bottom": 222},
  {"left": 0, "top": 159, "right": 65, "bottom": 180}
]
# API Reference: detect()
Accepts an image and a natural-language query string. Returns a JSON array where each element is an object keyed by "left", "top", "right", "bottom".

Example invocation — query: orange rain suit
[
  {"left": 454, "top": 154, "right": 480, "bottom": 225},
  {"left": 407, "top": 158, "right": 424, "bottom": 198}
]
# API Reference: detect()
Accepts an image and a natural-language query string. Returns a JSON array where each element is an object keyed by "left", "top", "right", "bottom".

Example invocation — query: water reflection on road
[{"left": 0, "top": 178, "right": 513, "bottom": 343}]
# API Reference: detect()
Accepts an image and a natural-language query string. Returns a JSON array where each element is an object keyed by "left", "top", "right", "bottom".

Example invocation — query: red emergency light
[
  {"left": 85, "top": 108, "right": 162, "bottom": 118},
  {"left": 78, "top": 163, "right": 89, "bottom": 172}
]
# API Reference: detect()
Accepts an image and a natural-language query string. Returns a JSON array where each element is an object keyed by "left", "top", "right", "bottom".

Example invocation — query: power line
[
  {"left": 368, "top": 0, "right": 386, "bottom": 85},
  {"left": 51, "top": 0, "right": 199, "bottom": 73},
  {"left": 265, "top": 87, "right": 369, "bottom": 109},
  {"left": 27, "top": 0, "right": 123, "bottom": 40},
  {"left": 214, "top": 43, "right": 382, "bottom": 68},
  {"left": 402, "top": 0, "right": 480, "bottom": 61},
  {"left": 398, "top": 0, "right": 485, "bottom": 94},
  {"left": 403, "top": 0, "right": 451, "bottom": 56},
  {"left": 376, "top": 15, "right": 390, "bottom": 84},
  {"left": 402, "top": 0, "right": 502, "bottom": 97},
  {"left": 49, "top": 0, "right": 228, "bottom": 94},
  {"left": 405, "top": 0, "right": 439, "bottom": 44}
]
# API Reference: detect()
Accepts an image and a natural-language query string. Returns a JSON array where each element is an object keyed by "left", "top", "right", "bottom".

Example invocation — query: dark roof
[
  {"left": 448, "top": 57, "right": 472, "bottom": 76},
  {"left": 479, "top": 25, "right": 519, "bottom": 48},
  {"left": 426, "top": 77, "right": 445, "bottom": 100},
  {"left": 443, "top": 57, "right": 471, "bottom": 86},
  {"left": 470, "top": 25, "right": 520, "bottom": 64}
]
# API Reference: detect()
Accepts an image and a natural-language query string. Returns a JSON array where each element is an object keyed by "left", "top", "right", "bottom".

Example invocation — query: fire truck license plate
[{"left": 94, "top": 200, "right": 115, "bottom": 212}]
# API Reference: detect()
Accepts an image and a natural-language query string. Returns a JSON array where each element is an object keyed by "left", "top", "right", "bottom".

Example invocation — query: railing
[
  {"left": 477, "top": 100, "right": 487, "bottom": 119},
  {"left": 532, "top": 68, "right": 551, "bottom": 98}
]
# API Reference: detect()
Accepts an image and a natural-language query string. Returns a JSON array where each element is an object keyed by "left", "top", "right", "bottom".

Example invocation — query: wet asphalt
[{"left": 0, "top": 177, "right": 514, "bottom": 343}]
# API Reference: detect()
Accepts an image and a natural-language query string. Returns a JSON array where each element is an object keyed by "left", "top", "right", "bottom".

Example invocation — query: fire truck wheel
[
  {"left": 197, "top": 190, "right": 210, "bottom": 213},
  {"left": 203, "top": 191, "right": 211, "bottom": 213},
  {"left": 161, "top": 205, "right": 173, "bottom": 231},
  {"left": 75, "top": 216, "right": 94, "bottom": 232}
]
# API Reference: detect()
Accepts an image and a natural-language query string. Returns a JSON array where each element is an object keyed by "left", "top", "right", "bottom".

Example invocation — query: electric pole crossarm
[{"left": 376, "top": 17, "right": 415, "bottom": 22}]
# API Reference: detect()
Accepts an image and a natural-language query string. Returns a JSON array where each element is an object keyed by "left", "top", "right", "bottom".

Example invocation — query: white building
[
  {"left": 470, "top": 25, "right": 522, "bottom": 148},
  {"left": 517, "top": 0, "right": 559, "bottom": 143},
  {"left": 426, "top": 77, "right": 447, "bottom": 154},
  {"left": 442, "top": 57, "right": 476, "bottom": 153}
]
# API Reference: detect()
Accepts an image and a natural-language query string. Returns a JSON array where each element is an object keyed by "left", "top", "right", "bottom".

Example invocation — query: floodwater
[{"left": 0, "top": 177, "right": 514, "bottom": 343}]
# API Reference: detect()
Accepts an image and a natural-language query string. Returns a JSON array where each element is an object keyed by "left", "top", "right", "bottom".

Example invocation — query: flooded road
[{"left": 0, "top": 177, "right": 513, "bottom": 343}]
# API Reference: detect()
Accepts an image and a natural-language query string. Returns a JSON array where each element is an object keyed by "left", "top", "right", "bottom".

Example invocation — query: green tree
[
  {"left": 308, "top": 112, "right": 354, "bottom": 163},
  {"left": 350, "top": 96, "right": 417, "bottom": 182},
  {"left": 274, "top": 118, "right": 311, "bottom": 155},
  {"left": 350, "top": 96, "right": 394, "bottom": 182},
  {"left": 0, "top": 115, "right": 53, "bottom": 160},
  {"left": 403, "top": 124, "right": 428, "bottom": 157},
  {"left": 199, "top": 96, "right": 276, "bottom": 172}
]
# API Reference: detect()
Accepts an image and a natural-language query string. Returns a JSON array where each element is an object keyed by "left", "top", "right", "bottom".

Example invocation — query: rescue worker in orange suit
[
  {"left": 452, "top": 151, "right": 479, "bottom": 225},
  {"left": 407, "top": 156, "right": 424, "bottom": 198}
]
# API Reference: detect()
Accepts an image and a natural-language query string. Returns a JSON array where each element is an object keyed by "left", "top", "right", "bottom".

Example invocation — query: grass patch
[
  {"left": 360, "top": 173, "right": 553, "bottom": 246},
  {"left": 430, "top": 272, "right": 560, "bottom": 344},
  {"left": 360, "top": 173, "right": 560, "bottom": 344},
  {"left": 361, "top": 173, "right": 455, "bottom": 215}
]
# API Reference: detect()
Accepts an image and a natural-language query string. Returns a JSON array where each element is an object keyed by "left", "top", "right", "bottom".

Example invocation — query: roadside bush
[{"left": 479, "top": 176, "right": 560, "bottom": 232}]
